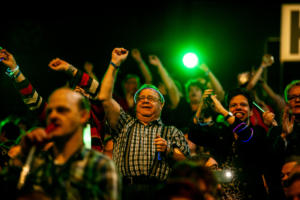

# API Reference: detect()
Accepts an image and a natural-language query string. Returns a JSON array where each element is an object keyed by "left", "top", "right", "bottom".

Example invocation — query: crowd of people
[{"left": 0, "top": 46, "right": 299, "bottom": 200}]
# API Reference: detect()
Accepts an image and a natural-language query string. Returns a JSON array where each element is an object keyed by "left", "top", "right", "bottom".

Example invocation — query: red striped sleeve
[
  {"left": 79, "top": 73, "right": 90, "bottom": 87},
  {"left": 19, "top": 83, "right": 33, "bottom": 96}
]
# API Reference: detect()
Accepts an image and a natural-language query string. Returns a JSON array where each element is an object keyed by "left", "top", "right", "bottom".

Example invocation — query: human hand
[
  {"left": 148, "top": 55, "right": 162, "bottom": 67},
  {"left": 111, "top": 47, "right": 128, "bottom": 66},
  {"left": 74, "top": 86, "right": 92, "bottom": 99},
  {"left": 261, "top": 54, "right": 274, "bottom": 68},
  {"left": 131, "top": 48, "right": 142, "bottom": 62},
  {"left": 199, "top": 63, "right": 210, "bottom": 73},
  {"left": 48, "top": 58, "right": 71, "bottom": 71},
  {"left": 0, "top": 48, "right": 18, "bottom": 69},
  {"left": 20, "top": 127, "right": 52, "bottom": 155},
  {"left": 262, "top": 111, "right": 277, "bottom": 127},
  {"left": 201, "top": 89, "right": 214, "bottom": 102},
  {"left": 154, "top": 135, "right": 168, "bottom": 152},
  {"left": 8, "top": 145, "right": 21, "bottom": 158},
  {"left": 282, "top": 105, "right": 295, "bottom": 136}
]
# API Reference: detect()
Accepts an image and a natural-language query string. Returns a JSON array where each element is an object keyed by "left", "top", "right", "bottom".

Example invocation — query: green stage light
[{"left": 183, "top": 52, "right": 199, "bottom": 68}]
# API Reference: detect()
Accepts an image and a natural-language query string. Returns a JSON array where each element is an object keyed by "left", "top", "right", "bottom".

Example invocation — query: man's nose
[
  {"left": 140, "top": 97, "right": 151, "bottom": 102},
  {"left": 235, "top": 104, "right": 242, "bottom": 110},
  {"left": 47, "top": 110, "right": 58, "bottom": 121}
]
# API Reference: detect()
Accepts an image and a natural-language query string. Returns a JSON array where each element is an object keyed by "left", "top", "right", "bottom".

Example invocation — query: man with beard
[{"left": 188, "top": 87, "right": 273, "bottom": 199}]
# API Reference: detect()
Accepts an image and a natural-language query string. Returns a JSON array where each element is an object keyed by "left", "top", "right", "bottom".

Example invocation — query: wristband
[
  {"left": 110, "top": 61, "right": 120, "bottom": 69},
  {"left": 224, "top": 112, "right": 233, "bottom": 121},
  {"left": 5, "top": 65, "right": 19, "bottom": 78},
  {"left": 14, "top": 70, "right": 22, "bottom": 79}
]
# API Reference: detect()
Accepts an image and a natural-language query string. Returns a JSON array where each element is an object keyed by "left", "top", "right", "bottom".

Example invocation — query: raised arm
[
  {"left": 0, "top": 48, "right": 47, "bottom": 120},
  {"left": 149, "top": 55, "right": 182, "bottom": 109},
  {"left": 98, "top": 48, "right": 129, "bottom": 129},
  {"left": 0, "top": 48, "right": 25, "bottom": 83},
  {"left": 131, "top": 48, "right": 152, "bottom": 84},
  {"left": 210, "top": 94, "right": 235, "bottom": 125},
  {"left": 246, "top": 54, "right": 274, "bottom": 91},
  {"left": 199, "top": 63, "right": 225, "bottom": 102},
  {"left": 260, "top": 80, "right": 286, "bottom": 111},
  {"left": 48, "top": 58, "right": 100, "bottom": 99}
]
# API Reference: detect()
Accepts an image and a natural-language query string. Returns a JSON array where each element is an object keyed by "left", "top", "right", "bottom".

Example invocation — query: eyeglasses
[
  {"left": 136, "top": 95, "right": 160, "bottom": 102},
  {"left": 287, "top": 94, "right": 300, "bottom": 101}
]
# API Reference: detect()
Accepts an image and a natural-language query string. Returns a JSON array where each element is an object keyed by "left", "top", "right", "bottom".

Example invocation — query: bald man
[{"left": 0, "top": 88, "right": 119, "bottom": 200}]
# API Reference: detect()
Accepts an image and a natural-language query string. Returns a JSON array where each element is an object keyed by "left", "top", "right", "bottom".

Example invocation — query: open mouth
[
  {"left": 46, "top": 123, "right": 60, "bottom": 134},
  {"left": 141, "top": 105, "right": 152, "bottom": 109},
  {"left": 234, "top": 112, "right": 244, "bottom": 118}
]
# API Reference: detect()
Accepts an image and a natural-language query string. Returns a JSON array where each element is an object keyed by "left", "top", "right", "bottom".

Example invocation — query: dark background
[{"left": 0, "top": 0, "right": 299, "bottom": 120}]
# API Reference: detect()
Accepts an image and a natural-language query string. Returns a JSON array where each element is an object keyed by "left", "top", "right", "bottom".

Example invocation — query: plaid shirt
[
  {"left": 1, "top": 146, "right": 120, "bottom": 200},
  {"left": 111, "top": 108, "right": 190, "bottom": 181}
]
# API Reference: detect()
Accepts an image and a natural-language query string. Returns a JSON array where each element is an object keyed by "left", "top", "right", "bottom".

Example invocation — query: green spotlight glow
[{"left": 183, "top": 52, "right": 199, "bottom": 68}]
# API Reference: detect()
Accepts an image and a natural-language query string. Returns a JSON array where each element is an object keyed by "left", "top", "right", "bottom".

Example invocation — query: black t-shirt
[{"left": 188, "top": 118, "right": 271, "bottom": 200}]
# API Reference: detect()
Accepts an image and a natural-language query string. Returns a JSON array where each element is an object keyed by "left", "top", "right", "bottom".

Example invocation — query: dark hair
[
  {"left": 225, "top": 87, "right": 254, "bottom": 108},
  {"left": 169, "top": 160, "right": 219, "bottom": 196},
  {"left": 185, "top": 79, "right": 206, "bottom": 102},
  {"left": 122, "top": 74, "right": 141, "bottom": 87},
  {"left": 284, "top": 80, "right": 300, "bottom": 102},
  {"left": 103, "top": 135, "right": 113, "bottom": 145},
  {"left": 189, "top": 153, "right": 213, "bottom": 166},
  {"left": 185, "top": 79, "right": 205, "bottom": 93},
  {"left": 157, "top": 179, "right": 204, "bottom": 200},
  {"left": 284, "top": 155, "right": 300, "bottom": 164}
]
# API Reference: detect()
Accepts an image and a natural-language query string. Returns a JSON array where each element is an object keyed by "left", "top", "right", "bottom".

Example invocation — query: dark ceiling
[{"left": 0, "top": 1, "right": 299, "bottom": 119}]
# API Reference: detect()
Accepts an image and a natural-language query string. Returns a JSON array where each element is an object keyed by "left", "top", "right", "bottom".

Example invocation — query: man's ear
[
  {"left": 160, "top": 102, "right": 165, "bottom": 110},
  {"left": 80, "top": 110, "right": 90, "bottom": 125}
]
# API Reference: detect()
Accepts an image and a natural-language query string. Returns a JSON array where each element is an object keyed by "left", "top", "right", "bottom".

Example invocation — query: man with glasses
[
  {"left": 283, "top": 80, "right": 300, "bottom": 156},
  {"left": 98, "top": 47, "right": 190, "bottom": 200},
  {"left": 269, "top": 80, "right": 300, "bottom": 159},
  {"left": 266, "top": 80, "right": 300, "bottom": 200}
]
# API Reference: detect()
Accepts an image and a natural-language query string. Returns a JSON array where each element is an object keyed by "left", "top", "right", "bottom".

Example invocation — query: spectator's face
[
  {"left": 229, "top": 95, "right": 251, "bottom": 122},
  {"left": 286, "top": 179, "right": 300, "bottom": 200},
  {"left": 188, "top": 86, "right": 202, "bottom": 104},
  {"left": 83, "top": 62, "right": 93, "bottom": 73},
  {"left": 46, "top": 89, "right": 87, "bottom": 139},
  {"left": 136, "top": 89, "right": 163, "bottom": 120},
  {"left": 281, "top": 161, "right": 298, "bottom": 187},
  {"left": 124, "top": 77, "right": 138, "bottom": 95},
  {"left": 288, "top": 85, "right": 300, "bottom": 115}
]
